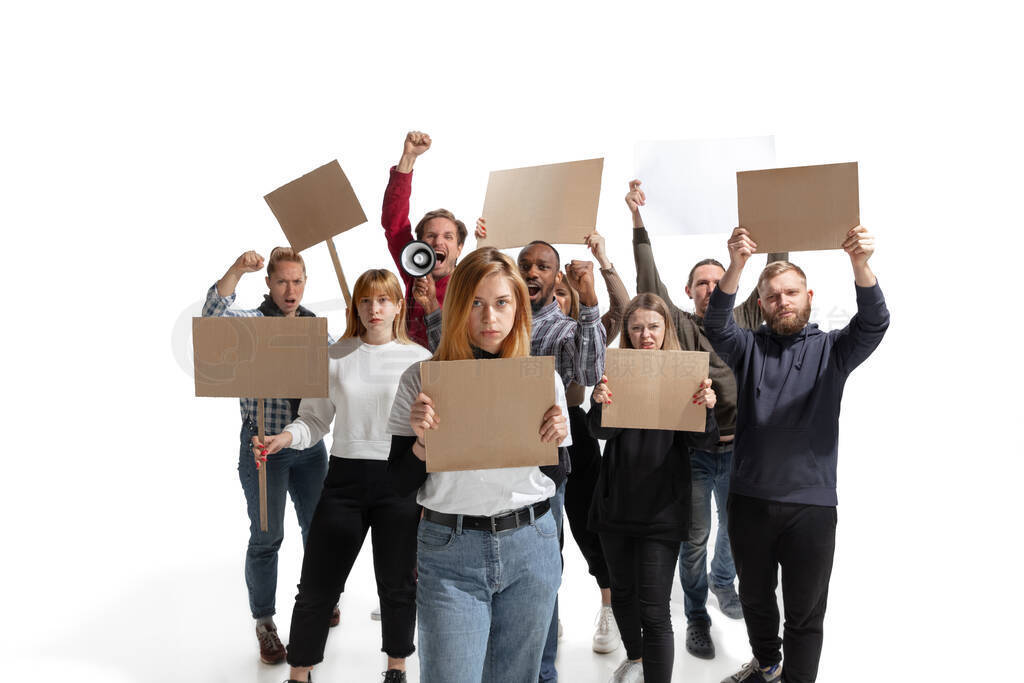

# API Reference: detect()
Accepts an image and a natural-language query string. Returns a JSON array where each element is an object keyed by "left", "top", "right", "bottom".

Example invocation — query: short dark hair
[
  {"left": 687, "top": 258, "right": 725, "bottom": 288},
  {"left": 415, "top": 209, "right": 468, "bottom": 246},
  {"left": 521, "top": 240, "right": 561, "bottom": 269}
]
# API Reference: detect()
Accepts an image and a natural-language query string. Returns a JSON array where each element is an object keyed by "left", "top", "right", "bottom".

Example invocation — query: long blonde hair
[
  {"left": 620, "top": 293, "right": 681, "bottom": 351},
  {"left": 433, "top": 247, "right": 532, "bottom": 361},
  {"left": 341, "top": 269, "right": 412, "bottom": 344}
]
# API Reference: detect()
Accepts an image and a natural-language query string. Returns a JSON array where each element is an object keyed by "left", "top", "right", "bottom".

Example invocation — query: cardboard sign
[
  {"left": 193, "top": 317, "right": 329, "bottom": 398},
  {"left": 601, "top": 348, "right": 710, "bottom": 432},
  {"left": 634, "top": 136, "right": 776, "bottom": 235},
  {"left": 420, "top": 356, "right": 558, "bottom": 472},
  {"left": 737, "top": 161, "right": 859, "bottom": 253},
  {"left": 478, "top": 158, "right": 604, "bottom": 249},
  {"left": 264, "top": 160, "right": 368, "bottom": 253}
]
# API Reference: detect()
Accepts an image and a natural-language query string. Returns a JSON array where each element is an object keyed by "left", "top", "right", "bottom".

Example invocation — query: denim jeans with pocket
[
  {"left": 416, "top": 508, "right": 562, "bottom": 683},
  {"left": 237, "top": 419, "right": 328, "bottom": 619}
]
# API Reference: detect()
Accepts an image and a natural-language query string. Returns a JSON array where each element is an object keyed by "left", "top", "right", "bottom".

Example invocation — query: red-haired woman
[{"left": 255, "top": 269, "right": 430, "bottom": 683}]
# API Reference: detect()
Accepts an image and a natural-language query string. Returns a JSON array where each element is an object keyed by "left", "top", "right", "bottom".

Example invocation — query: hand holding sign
[
  {"left": 539, "top": 404, "right": 568, "bottom": 444},
  {"left": 727, "top": 227, "right": 758, "bottom": 268}
]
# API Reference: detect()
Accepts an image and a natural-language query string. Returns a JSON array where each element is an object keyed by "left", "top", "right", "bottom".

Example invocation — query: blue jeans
[
  {"left": 539, "top": 480, "right": 566, "bottom": 682},
  {"left": 678, "top": 445, "right": 736, "bottom": 625},
  {"left": 237, "top": 419, "right": 328, "bottom": 619},
  {"left": 416, "top": 508, "right": 562, "bottom": 683}
]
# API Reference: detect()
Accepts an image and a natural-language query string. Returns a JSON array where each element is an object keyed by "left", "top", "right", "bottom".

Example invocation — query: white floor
[{"left": 23, "top": 499, "right": 767, "bottom": 683}]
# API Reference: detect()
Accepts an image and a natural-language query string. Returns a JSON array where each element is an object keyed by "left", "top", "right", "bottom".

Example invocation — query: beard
[{"left": 765, "top": 300, "right": 811, "bottom": 335}]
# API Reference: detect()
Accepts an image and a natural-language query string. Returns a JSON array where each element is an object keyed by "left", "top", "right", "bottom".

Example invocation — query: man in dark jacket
[{"left": 707, "top": 225, "right": 889, "bottom": 683}]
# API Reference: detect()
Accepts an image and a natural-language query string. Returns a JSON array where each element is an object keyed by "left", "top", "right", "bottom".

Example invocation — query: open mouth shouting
[
  {"left": 433, "top": 250, "right": 447, "bottom": 266},
  {"left": 526, "top": 279, "right": 542, "bottom": 301}
]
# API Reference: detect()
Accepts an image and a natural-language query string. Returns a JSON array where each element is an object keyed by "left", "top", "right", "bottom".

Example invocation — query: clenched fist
[{"left": 231, "top": 250, "right": 264, "bottom": 275}]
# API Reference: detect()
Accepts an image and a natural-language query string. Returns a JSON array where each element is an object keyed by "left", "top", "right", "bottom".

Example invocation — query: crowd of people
[{"left": 201, "top": 131, "right": 889, "bottom": 683}]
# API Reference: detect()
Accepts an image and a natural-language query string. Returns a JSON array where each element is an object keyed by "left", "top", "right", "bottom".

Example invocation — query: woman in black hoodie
[{"left": 589, "top": 293, "right": 718, "bottom": 683}]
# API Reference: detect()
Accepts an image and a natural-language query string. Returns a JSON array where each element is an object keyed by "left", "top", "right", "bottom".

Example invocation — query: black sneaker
[
  {"left": 685, "top": 621, "right": 715, "bottom": 659},
  {"left": 382, "top": 670, "right": 407, "bottom": 682},
  {"left": 720, "top": 658, "right": 781, "bottom": 682}
]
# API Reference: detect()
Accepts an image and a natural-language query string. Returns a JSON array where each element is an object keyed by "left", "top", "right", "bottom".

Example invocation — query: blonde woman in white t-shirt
[
  {"left": 386, "top": 247, "right": 570, "bottom": 683},
  {"left": 254, "top": 269, "right": 430, "bottom": 683}
]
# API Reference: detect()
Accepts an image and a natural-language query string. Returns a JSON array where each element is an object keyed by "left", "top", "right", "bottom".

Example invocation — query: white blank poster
[{"left": 634, "top": 136, "right": 776, "bottom": 236}]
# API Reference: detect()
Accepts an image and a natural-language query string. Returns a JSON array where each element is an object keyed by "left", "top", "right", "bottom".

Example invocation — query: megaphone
[{"left": 399, "top": 240, "right": 437, "bottom": 278}]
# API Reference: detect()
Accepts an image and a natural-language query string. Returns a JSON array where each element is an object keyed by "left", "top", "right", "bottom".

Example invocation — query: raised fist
[
  {"left": 404, "top": 131, "right": 432, "bottom": 157},
  {"left": 232, "top": 250, "right": 264, "bottom": 275}
]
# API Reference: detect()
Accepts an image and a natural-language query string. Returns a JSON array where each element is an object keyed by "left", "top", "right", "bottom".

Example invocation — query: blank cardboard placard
[
  {"left": 634, "top": 136, "right": 776, "bottom": 236},
  {"left": 737, "top": 162, "right": 859, "bottom": 253},
  {"left": 601, "top": 348, "right": 710, "bottom": 432},
  {"left": 420, "top": 356, "right": 558, "bottom": 472},
  {"left": 478, "top": 158, "right": 603, "bottom": 249},
  {"left": 193, "top": 317, "right": 329, "bottom": 398},
  {"left": 264, "top": 160, "right": 368, "bottom": 253}
]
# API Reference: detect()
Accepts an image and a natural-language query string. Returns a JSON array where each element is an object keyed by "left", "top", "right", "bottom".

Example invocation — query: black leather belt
[{"left": 423, "top": 500, "right": 551, "bottom": 534}]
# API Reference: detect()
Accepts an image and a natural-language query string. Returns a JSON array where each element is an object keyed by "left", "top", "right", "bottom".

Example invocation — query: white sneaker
[
  {"left": 592, "top": 604, "right": 621, "bottom": 653},
  {"left": 370, "top": 606, "right": 381, "bottom": 621},
  {"left": 609, "top": 658, "right": 643, "bottom": 683}
]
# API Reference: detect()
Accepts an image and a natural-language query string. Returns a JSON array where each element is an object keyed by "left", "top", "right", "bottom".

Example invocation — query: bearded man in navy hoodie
[{"left": 707, "top": 225, "right": 889, "bottom": 683}]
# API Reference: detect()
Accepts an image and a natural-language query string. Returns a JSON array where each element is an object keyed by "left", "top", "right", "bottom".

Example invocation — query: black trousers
[
  {"left": 728, "top": 494, "right": 837, "bottom": 683},
  {"left": 599, "top": 533, "right": 678, "bottom": 683},
  {"left": 563, "top": 405, "right": 611, "bottom": 589},
  {"left": 286, "top": 458, "right": 420, "bottom": 666}
]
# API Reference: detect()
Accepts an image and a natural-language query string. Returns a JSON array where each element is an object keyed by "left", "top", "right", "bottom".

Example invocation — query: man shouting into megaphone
[{"left": 381, "top": 130, "right": 468, "bottom": 349}]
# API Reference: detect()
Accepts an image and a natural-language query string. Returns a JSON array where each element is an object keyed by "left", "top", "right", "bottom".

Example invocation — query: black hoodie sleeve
[
  {"left": 387, "top": 435, "right": 427, "bottom": 496},
  {"left": 587, "top": 400, "right": 623, "bottom": 441},
  {"left": 831, "top": 282, "right": 890, "bottom": 376}
]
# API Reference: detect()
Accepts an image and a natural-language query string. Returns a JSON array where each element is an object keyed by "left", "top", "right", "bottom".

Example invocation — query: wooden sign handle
[
  {"left": 257, "top": 398, "right": 268, "bottom": 532},
  {"left": 326, "top": 238, "right": 352, "bottom": 308}
]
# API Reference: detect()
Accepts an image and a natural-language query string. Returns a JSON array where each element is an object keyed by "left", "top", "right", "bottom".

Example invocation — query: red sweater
[{"left": 381, "top": 166, "right": 450, "bottom": 349}]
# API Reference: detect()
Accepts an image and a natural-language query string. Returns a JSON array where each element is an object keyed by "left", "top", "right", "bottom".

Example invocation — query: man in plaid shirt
[
  {"left": 425, "top": 239, "right": 605, "bottom": 683},
  {"left": 202, "top": 247, "right": 334, "bottom": 666}
]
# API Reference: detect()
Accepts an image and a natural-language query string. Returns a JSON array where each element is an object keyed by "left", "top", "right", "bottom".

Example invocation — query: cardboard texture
[
  {"left": 737, "top": 162, "right": 859, "bottom": 253},
  {"left": 264, "top": 160, "right": 368, "bottom": 253},
  {"left": 601, "top": 348, "right": 710, "bottom": 432},
  {"left": 192, "top": 317, "right": 329, "bottom": 398},
  {"left": 420, "top": 357, "right": 558, "bottom": 473},
  {"left": 478, "top": 158, "right": 604, "bottom": 249},
  {"left": 634, "top": 136, "right": 776, "bottom": 236}
]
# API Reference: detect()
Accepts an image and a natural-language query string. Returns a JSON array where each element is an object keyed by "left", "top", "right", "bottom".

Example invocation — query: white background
[{"left": 3, "top": 1, "right": 1021, "bottom": 680}]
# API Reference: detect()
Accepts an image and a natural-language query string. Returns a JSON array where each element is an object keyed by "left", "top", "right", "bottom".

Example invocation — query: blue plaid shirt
[
  {"left": 425, "top": 299, "right": 606, "bottom": 389},
  {"left": 202, "top": 283, "right": 335, "bottom": 436}
]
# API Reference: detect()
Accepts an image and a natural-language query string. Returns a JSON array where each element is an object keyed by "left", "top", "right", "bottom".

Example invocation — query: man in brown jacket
[{"left": 626, "top": 179, "right": 788, "bottom": 661}]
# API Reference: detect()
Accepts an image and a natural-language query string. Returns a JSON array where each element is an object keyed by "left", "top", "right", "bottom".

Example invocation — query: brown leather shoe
[
  {"left": 255, "top": 622, "right": 285, "bottom": 664},
  {"left": 330, "top": 605, "right": 340, "bottom": 628}
]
